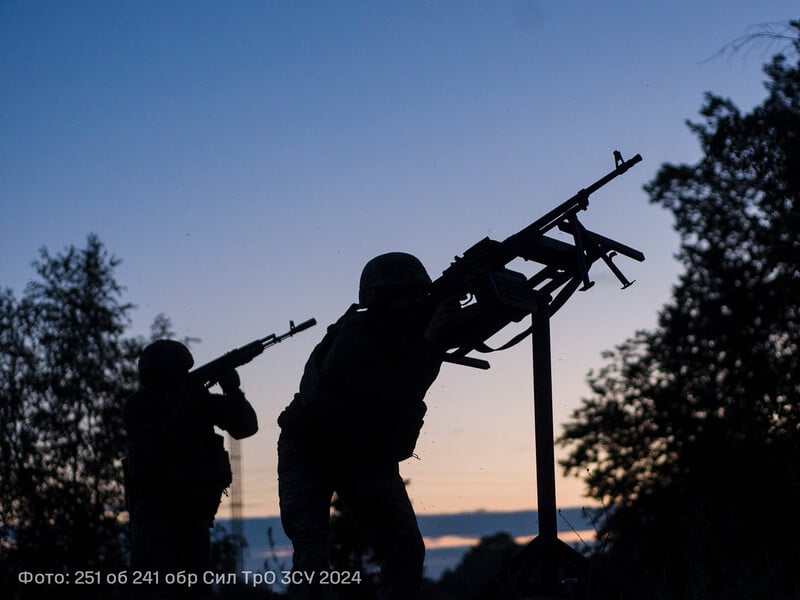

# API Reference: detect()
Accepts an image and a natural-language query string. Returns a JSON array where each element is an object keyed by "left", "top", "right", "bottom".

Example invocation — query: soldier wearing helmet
[
  {"left": 277, "top": 252, "right": 467, "bottom": 600},
  {"left": 124, "top": 339, "right": 258, "bottom": 599},
  {"left": 358, "top": 251, "right": 432, "bottom": 308}
]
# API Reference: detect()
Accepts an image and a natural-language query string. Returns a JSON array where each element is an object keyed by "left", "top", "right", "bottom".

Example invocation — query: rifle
[
  {"left": 432, "top": 151, "right": 645, "bottom": 370},
  {"left": 188, "top": 318, "right": 317, "bottom": 388}
]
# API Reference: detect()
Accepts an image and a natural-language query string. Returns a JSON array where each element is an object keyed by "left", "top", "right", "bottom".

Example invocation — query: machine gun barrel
[
  {"left": 508, "top": 152, "right": 642, "bottom": 250},
  {"left": 188, "top": 318, "right": 317, "bottom": 388},
  {"left": 432, "top": 152, "right": 643, "bottom": 301},
  {"left": 429, "top": 151, "right": 644, "bottom": 369}
]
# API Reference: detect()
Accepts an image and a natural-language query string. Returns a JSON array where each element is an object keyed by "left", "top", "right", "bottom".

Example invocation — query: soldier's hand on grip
[
  {"left": 217, "top": 368, "right": 241, "bottom": 394},
  {"left": 423, "top": 297, "right": 464, "bottom": 349}
]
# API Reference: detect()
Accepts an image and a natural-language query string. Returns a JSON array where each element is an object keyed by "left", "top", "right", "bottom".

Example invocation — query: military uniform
[
  {"left": 124, "top": 341, "right": 258, "bottom": 600},
  {"left": 278, "top": 252, "right": 491, "bottom": 599},
  {"left": 278, "top": 305, "right": 441, "bottom": 600}
]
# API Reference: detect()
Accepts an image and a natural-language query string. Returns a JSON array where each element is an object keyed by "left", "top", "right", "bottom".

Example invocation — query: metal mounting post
[{"left": 532, "top": 309, "right": 557, "bottom": 541}]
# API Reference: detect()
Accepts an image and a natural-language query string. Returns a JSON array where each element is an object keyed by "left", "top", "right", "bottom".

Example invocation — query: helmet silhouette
[
  {"left": 358, "top": 252, "right": 431, "bottom": 307},
  {"left": 138, "top": 339, "right": 194, "bottom": 388}
]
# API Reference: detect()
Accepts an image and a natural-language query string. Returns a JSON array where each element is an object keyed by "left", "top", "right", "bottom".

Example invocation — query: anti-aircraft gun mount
[
  {"left": 431, "top": 150, "right": 644, "bottom": 371},
  {"left": 435, "top": 151, "right": 647, "bottom": 599}
]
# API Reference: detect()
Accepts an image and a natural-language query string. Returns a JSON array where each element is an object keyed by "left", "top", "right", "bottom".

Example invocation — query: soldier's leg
[
  {"left": 130, "top": 513, "right": 180, "bottom": 600},
  {"left": 278, "top": 433, "right": 335, "bottom": 599},
  {"left": 336, "top": 463, "right": 425, "bottom": 600},
  {"left": 175, "top": 521, "right": 212, "bottom": 600}
]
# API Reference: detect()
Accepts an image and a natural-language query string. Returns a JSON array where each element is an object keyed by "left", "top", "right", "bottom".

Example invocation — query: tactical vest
[{"left": 124, "top": 389, "right": 233, "bottom": 525}]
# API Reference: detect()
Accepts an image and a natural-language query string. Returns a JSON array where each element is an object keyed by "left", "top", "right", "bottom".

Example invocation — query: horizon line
[{"left": 217, "top": 504, "right": 602, "bottom": 522}]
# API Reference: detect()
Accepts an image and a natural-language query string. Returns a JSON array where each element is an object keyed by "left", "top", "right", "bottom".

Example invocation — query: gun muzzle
[{"left": 290, "top": 318, "right": 317, "bottom": 334}]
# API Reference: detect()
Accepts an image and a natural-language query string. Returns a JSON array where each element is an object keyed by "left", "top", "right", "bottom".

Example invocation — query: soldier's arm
[
  {"left": 198, "top": 368, "right": 258, "bottom": 439},
  {"left": 206, "top": 389, "right": 259, "bottom": 440}
]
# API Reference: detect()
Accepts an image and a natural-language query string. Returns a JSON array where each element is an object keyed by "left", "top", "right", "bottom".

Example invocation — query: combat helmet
[
  {"left": 358, "top": 252, "right": 431, "bottom": 308},
  {"left": 138, "top": 339, "right": 194, "bottom": 389}
]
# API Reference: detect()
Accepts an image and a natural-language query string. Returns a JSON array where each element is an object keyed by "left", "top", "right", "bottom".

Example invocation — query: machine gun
[
  {"left": 433, "top": 151, "right": 645, "bottom": 370},
  {"left": 188, "top": 318, "right": 317, "bottom": 388}
]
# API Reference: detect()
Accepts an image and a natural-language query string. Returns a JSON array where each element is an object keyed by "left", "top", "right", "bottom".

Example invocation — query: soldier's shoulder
[
  {"left": 122, "top": 388, "right": 152, "bottom": 431},
  {"left": 124, "top": 388, "right": 150, "bottom": 413},
  {"left": 328, "top": 303, "right": 365, "bottom": 330}
]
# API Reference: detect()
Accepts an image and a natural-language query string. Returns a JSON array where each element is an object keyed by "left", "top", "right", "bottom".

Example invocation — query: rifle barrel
[
  {"left": 290, "top": 318, "right": 317, "bottom": 334},
  {"left": 189, "top": 318, "right": 317, "bottom": 386},
  {"left": 261, "top": 318, "right": 317, "bottom": 348}
]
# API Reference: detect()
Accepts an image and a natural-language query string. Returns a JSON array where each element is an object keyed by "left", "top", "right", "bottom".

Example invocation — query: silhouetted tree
[
  {"left": 424, "top": 532, "right": 522, "bottom": 600},
  {"left": 328, "top": 491, "right": 379, "bottom": 598},
  {"left": 558, "top": 21, "right": 800, "bottom": 599},
  {"left": 210, "top": 525, "right": 285, "bottom": 600},
  {"left": 0, "top": 235, "right": 146, "bottom": 596}
]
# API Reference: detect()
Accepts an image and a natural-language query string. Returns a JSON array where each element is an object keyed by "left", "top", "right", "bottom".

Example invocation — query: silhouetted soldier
[
  {"left": 124, "top": 340, "right": 258, "bottom": 600},
  {"left": 278, "top": 252, "right": 474, "bottom": 600}
]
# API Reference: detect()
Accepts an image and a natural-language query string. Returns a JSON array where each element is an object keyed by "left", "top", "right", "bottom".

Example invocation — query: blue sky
[{"left": 2, "top": 1, "right": 797, "bottom": 517}]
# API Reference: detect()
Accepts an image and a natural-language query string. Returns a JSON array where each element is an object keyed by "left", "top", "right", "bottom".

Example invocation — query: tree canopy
[
  {"left": 0, "top": 236, "right": 146, "bottom": 596},
  {"left": 0, "top": 235, "right": 279, "bottom": 598},
  {"left": 558, "top": 22, "right": 800, "bottom": 599}
]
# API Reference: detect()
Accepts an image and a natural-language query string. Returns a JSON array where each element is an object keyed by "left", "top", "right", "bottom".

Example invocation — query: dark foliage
[
  {"left": 0, "top": 236, "right": 201, "bottom": 600},
  {"left": 328, "top": 491, "right": 380, "bottom": 599},
  {"left": 424, "top": 532, "right": 522, "bottom": 600},
  {"left": 558, "top": 22, "right": 800, "bottom": 599},
  {"left": 0, "top": 236, "right": 143, "bottom": 590}
]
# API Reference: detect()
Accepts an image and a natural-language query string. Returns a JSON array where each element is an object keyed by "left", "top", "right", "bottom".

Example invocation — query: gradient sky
[{"left": 2, "top": 1, "right": 796, "bottom": 519}]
